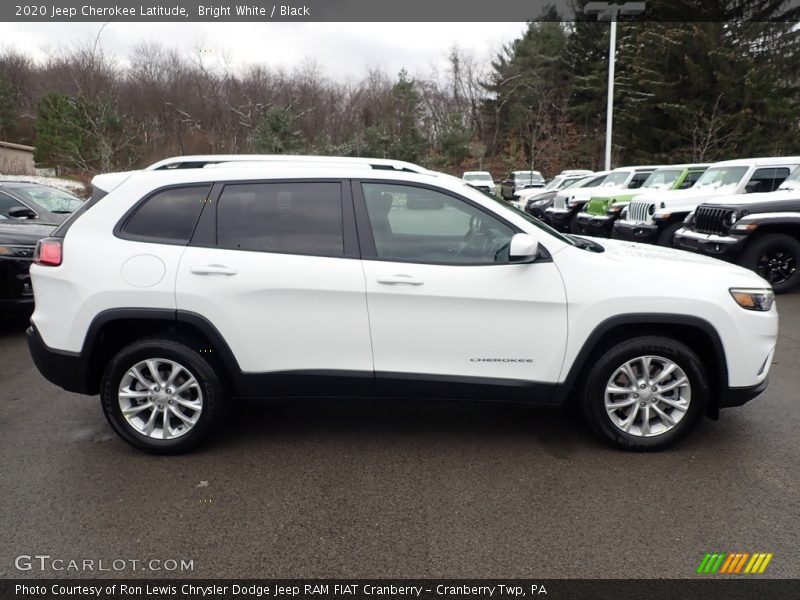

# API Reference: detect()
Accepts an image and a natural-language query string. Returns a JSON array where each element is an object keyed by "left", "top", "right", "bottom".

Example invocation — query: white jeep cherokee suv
[{"left": 27, "top": 156, "right": 778, "bottom": 454}]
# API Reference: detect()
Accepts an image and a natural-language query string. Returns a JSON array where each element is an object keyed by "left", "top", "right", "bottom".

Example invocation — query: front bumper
[
  {"left": 720, "top": 377, "right": 769, "bottom": 408},
  {"left": 544, "top": 207, "right": 576, "bottom": 232},
  {"left": 613, "top": 220, "right": 660, "bottom": 243},
  {"left": 0, "top": 257, "right": 34, "bottom": 311},
  {"left": 673, "top": 228, "right": 747, "bottom": 259},
  {"left": 27, "top": 324, "right": 92, "bottom": 394},
  {"left": 576, "top": 212, "right": 616, "bottom": 237}
]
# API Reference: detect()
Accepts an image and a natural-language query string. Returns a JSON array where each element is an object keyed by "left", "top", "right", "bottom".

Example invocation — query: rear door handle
[
  {"left": 376, "top": 274, "right": 424, "bottom": 286},
  {"left": 190, "top": 264, "right": 238, "bottom": 276}
]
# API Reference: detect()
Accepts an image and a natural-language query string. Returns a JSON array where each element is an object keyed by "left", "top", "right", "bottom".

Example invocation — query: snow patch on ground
[{"left": 0, "top": 174, "right": 87, "bottom": 198}]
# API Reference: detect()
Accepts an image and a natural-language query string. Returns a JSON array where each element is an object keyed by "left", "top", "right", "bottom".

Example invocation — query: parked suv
[
  {"left": 546, "top": 167, "right": 655, "bottom": 233},
  {"left": 0, "top": 181, "right": 84, "bottom": 223},
  {"left": 500, "top": 170, "right": 545, "bottom": 199},
  {"left": 578, "top": 165, "right": 708, "bottom": 237},
  {"left": 613, "top": 157, "right": 800, "bottom": 247},
  {"left": 674, "top": 166, "right": 800, "bottom": 293},
  {"left": 462, "top": 171, "right": 496, "bottom": 195},
  {"left": 28, "top": 155, "right": 777, "bottom": 454},
  {"left": 0, "top": 183, "right": 84, "bottom": 314}
]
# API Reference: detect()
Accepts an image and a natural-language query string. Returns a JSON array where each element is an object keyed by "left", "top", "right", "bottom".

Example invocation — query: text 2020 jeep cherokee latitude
[{"left": 26, "top": 155, "right": 778, "bottom": 453}]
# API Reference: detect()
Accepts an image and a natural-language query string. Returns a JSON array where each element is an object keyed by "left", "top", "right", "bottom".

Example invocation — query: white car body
[
  {"left": 26, "top": 155, "right": 778, "bottom": 452},
  {"left": 462, "top": 171, "right": 496, "bottom": 195},
  {"left": 511, "top": 175, "right": 587, "bottom": 209}
]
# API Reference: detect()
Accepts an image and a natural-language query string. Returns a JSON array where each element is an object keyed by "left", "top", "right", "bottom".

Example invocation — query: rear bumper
[
  {"left": 720, "top": 377, "right": 769, "bottom": 408},
  {"left": 576, "top": 212, "right": 616, "bottom": 236},
  {"left": 27, "top": 324, "right": 91, "bottom": 394},
  {"left": 613, "top": 220, "right": 660, "bottom": 243},
  {"left": 673, "top": 228, "right": 746, "bottom": 259}
]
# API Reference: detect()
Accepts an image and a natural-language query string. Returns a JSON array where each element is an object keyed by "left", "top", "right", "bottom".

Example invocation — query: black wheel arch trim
[{"left": 553, "top": 313, "right": 729, "bottom": 409}]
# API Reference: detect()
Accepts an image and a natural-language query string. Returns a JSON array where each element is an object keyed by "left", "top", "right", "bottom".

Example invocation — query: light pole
[{"left": 584, "top": 2, "right": 646, "bottom": 171}]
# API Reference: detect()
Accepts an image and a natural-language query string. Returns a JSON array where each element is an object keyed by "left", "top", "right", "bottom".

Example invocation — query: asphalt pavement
[{"left": 1, "top": 296, "right": 798, "bottom": 579}]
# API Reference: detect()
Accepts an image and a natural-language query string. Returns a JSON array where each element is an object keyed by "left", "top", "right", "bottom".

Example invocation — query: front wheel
[
  {"left": 581, "top": 336, "right": 708, "bottom": 450},
  {"left": 100, "top": 337, "right": 228, "bottom": 454},
  {"left": 739, "top": 233, "right": 800, "bottom": 294}
]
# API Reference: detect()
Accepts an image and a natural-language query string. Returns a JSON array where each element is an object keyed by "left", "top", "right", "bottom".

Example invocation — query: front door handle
[
  {"left": 376, "top": 274, "right": 424, "bottom": 286},
  {"left": 190, "top": 264, "right": 238, "bottom": 276}
]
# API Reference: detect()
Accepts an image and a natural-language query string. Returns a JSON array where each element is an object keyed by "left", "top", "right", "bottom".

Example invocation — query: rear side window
[
  {"left": 121, "top": 185, "right": 210, "bottom": 243},
  {"left": 217, "top": 182, "right": 343, "bottom": 257}
]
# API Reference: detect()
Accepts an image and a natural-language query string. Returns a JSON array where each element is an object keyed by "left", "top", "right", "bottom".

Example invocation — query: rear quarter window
[{"left": 118, "top": 185, "right": 211, "bottom": 244}]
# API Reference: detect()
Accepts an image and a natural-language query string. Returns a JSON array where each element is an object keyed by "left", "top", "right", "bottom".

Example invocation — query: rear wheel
[
  {"left": 657, "top": 221, "right": 684, "bottom": 247},
  {"left": 581, "top": 336, "right": 708, "bottom": 450},
  {"left": 100, "top": 337, "right": 227, "bottom": 454},
  {"left": 739, "top": 234, "right": 800, "bottom": 293}
]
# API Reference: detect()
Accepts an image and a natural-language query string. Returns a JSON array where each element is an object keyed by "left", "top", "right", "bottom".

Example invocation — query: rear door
[{"left": 175, "top": 179, "right": 374, "bottom": 397}]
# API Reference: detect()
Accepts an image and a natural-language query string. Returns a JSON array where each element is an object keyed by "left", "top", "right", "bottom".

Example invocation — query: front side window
[
  {"left": 627, "top": 172, "right": 652, "bottom": 189},
  {"left": 217, "top": 182, "right": 343, "bottom": 257},
  {"left": 681, "top": 170, "right": 705, "bottom": 188},
  {"left": 121, "top": 185, "right": 210, "bottom": 243},
  {"left": 362, "top": 183, "right": 514, "bottom": 264},
  {"left": 748, "top": 168, "right": 790, "bottom": 193}
]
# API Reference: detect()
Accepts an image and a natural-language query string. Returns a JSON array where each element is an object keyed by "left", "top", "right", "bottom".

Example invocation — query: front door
[{"left": 355, "top": 181, "right": 568, "bottom": 401}]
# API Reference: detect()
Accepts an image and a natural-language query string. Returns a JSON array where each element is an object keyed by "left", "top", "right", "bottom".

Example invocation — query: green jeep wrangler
[{"left": 576, "top": 165, "right": 708, "bottom": 237}]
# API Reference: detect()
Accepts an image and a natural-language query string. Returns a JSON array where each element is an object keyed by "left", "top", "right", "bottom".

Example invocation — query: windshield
[
  {"left": 601, "top": 171, "right": 631, "bottom": 187},
  {"left": 463, "top": 173, "right": 491, "bottom": 183},
  {"left": 642, "top": 169, "right": 682, "bottom": 190},
  {"left": 541, "top": 176, "right": 564, "bottom": 191},
  {"left": 694, "top": 166, "right": 748, "bottom": 190},
  {"left": 779, "top": 166, "right": 800, "bottom": 190},
  {"left": 9, "top": 184, "right": 83, "bottom": 213}
]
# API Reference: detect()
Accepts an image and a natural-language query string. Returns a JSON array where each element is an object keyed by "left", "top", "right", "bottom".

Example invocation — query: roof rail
[{"left": 144, "top": 154, "right": 431, "bottom": 174}]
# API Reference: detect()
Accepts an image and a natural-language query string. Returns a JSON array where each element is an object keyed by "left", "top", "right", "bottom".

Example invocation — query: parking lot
[{"left": 1, "top": 296, "right": 798, "bottom": 580}]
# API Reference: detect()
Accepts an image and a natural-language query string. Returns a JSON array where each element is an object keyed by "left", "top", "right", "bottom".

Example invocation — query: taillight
[{"left": 34, "top": 238, "right": 62, "bottom": 266}]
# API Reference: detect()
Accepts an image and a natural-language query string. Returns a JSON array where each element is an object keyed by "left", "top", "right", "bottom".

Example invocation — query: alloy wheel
[
  {"left": 604, "top": 355, "right": 691, "bottom": 437},
  {"left": 118, "top": 358, "right": 203, "bottom": 440}
]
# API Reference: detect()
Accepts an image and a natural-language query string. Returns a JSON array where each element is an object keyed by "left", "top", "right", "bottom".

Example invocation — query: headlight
[
  {"left": 727, "top": 211, "right": 739, "bottom": 226},
  {"left": 729, "top": 288, "right": 775, "bottom": 311}
]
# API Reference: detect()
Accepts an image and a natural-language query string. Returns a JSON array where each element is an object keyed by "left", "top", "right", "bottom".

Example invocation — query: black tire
[
  {"left": 100, "top": 337, "right": 228, "bottom": 454},
  {"left": 739, "top": 233, "right": 800, "bottom": 294},
  {"left": 581, "top": 336, "right": 709, "bottom": 451},
  {"left": 657, "top": 221, "right": 684, "bottom": 247}
]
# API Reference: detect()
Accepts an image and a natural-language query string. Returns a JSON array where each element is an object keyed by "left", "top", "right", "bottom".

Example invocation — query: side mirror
[
  {"left": 509, "top": 233, "right": 540, "bottom": 263},
  {"left": 744, "top": 181, "right": 761, "bottom": 193},
  {"left": 8, "top": 206, "right": 36, "bottom": 219}
]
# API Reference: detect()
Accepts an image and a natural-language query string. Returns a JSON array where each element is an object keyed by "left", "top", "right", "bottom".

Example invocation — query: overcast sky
[{"left": 2, "top": 22, "right": 529, "bottom": 80}]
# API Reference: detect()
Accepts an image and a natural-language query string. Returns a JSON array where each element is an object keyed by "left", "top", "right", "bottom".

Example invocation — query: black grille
[{"left": 694, "top": 206, "right": 735, "bottom": 236}]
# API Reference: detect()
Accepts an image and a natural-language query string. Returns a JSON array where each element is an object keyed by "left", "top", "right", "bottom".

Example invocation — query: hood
[
  {"left": 0, "top": 221, "right": 57, "bottom": 245},
  {"left": 590, "top": 237, "right": 766, "bottom": 280}
]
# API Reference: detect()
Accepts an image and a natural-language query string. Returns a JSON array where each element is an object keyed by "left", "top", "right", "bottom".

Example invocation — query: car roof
[{"left": 706, "top": 156, "right": 800, "bottom": 167}]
